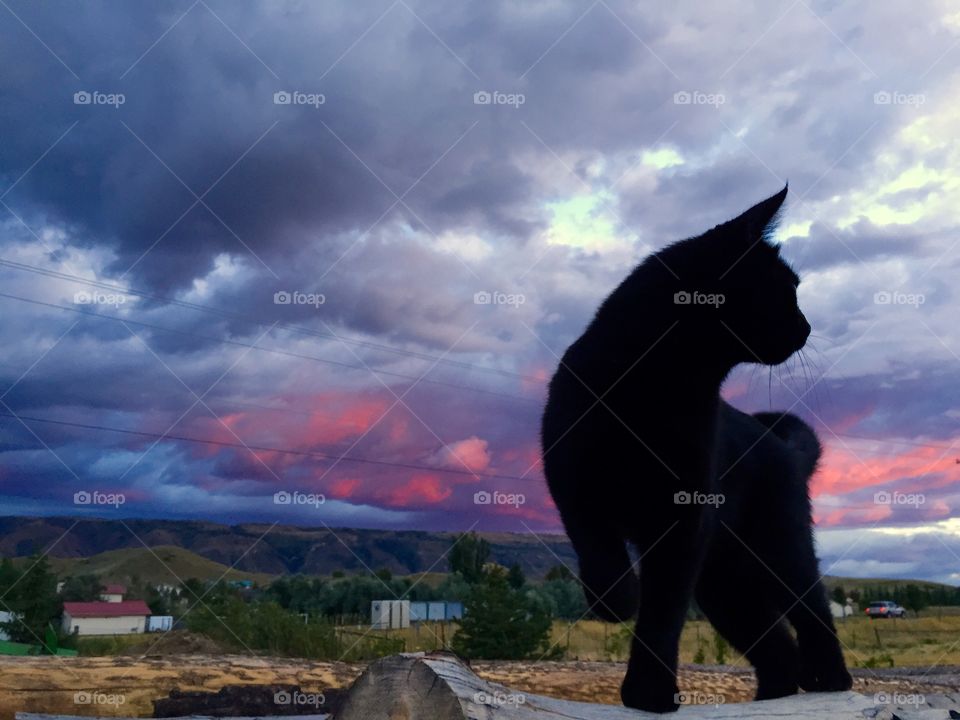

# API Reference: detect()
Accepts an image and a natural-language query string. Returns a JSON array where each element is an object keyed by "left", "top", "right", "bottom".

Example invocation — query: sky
[{"left": 0, "top": 0, "right": 959, "bottom": 583}]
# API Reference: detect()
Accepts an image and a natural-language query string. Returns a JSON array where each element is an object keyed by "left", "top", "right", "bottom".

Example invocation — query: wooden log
[
  {"left": 336, "top": 652, "right": 959, "bottom": 720},
  {"left": 17, "top": 716, "right": 328, "bottom": 720}
]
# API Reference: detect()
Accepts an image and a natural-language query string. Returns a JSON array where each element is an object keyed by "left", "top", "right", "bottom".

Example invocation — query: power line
[
  {"left": 0, "top": 257, "right": 544, "bottom": 383},
  {"left": 0, "top": 291, "right": 541, "bottom": 404},
  {"left": 0, "top": 411, "right": 540, "bottom": 482}
]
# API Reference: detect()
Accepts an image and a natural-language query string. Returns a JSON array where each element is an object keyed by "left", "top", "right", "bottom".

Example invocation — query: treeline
[{"left": 832, "top": 583, "right": 960, "bottom": 614}]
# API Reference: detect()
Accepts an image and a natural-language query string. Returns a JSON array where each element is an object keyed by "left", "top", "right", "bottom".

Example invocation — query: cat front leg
[{"left": 620, "top": 513, "right": 701, "bottom": 713}]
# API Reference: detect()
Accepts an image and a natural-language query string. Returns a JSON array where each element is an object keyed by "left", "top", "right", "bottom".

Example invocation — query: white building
[
  {"left": 829, "top": 600, "right": 855, "bottom": 619},
  {"left": 0, "top": 610, "right": 13, "bottom": 641},
  {"left": 370, "top": 600, "right": 410, "bottom": 629},
  {"left": 99, "top": 583, "right": 127, "bottom": 603},
  {"left": 62, "top": 600, "right": 151, "bottom": 636}
]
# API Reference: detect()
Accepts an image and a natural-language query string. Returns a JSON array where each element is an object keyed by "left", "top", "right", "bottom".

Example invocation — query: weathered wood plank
[
  {"left": 336, "top": 652, "right": 960, "bottom": 720},
  {"left": 16, "top": 715, "right": 329, "bottom": 720}
]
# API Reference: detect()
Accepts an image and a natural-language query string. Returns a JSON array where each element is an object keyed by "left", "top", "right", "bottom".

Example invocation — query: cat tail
[{"left": 752, "top": 411, "right": 821, "bottom": 478}]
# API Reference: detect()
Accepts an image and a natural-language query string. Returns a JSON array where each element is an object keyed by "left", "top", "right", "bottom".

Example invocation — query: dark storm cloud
[{"left": 1, "top": 0, "right": 959, "bottom": 546}]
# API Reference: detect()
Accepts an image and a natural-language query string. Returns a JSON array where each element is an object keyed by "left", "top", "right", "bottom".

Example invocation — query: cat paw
[
  {"left": 799, "top": 663, "right": 852, "bottom": 692},
  {"left": 755, "top": 679, "right": 798, "bottom": 701},
  {"left": 620, "top": 681, "right": 680, "bottom": 713}
]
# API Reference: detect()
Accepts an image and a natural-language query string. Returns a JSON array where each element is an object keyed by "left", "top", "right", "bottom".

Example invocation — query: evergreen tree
[
  {"left": 1, "top": 554, "right": 61, "bottom": 649},
  {"left": 448, "top": 532, "right": 490, "bottom": 584},
  {"left": 452, "top": 567, "right": 553, "bottom": 660},
  {"left": 545, "top": 564, "right": 574, "bottom": 582},
  {"left": 506, "top": 563, "right": 526, "bottom": 590}
]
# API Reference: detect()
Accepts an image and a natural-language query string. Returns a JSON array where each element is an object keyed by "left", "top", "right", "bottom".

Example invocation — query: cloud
[{"left": 0, "top": 0, "right": 958, "bottom": 575}]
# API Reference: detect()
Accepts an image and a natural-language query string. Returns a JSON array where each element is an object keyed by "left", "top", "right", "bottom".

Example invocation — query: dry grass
[{"left": 373, "top": 610, "right": 960, "bottom": 667}]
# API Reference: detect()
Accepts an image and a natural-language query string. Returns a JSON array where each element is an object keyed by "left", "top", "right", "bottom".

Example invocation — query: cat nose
[{"left": 798, "top": 311, "right": 811, "bottom": 341}]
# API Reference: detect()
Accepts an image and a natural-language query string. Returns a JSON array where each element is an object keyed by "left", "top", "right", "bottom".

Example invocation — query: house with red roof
[
  {"left": 99, "top": 583, "right": 127, "bottom": 602},
  {"left": 62, "top": 600, "right": 151, "bottom": 636}
]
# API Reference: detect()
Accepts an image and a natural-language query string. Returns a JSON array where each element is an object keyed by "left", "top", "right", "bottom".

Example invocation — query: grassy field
[{"left": 368, "top": 611, "right": 960, "bottom": 667}]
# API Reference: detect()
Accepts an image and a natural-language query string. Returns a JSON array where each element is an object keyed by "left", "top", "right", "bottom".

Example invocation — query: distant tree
[
  {"left": 507, "top": 563, "right": 526, "bottom": 590},
  {"left": 0, "top": 558, "right": 18, "bottom": 596},
  {"left": 434, "top": 572, "right": 471, "bottom": 602},
  {"left": 374, "top": 567, "right": 393, "bottom": 583},
  {"left": 545, "top": 564, "right": 574, "bottom": 582},
  {"left": 1, "top": 554, "right": 61, "bottom": 649},
  {"left": 903, "top": 584, "right": 929, "bottom": 617},
  {"left": 331, "top": 570, "right": 345, "bottom": 578},
  {"left": 452, "top": 567, "right": 553, "bottom": 660},
  {"left": 531, "top": 578, "right": 588, "bottom": 620},
  {"left": 60, "top": 574, "right": 103, "bottom": 602},
  {"left": 713, "top": 630, "right": 728, "bottom": 665},
  {"left": 831, "top": 586, "right": 847, "bottom": 606},
  {"left": 449, "top": 532, "right": 490, "bottom": 584}
]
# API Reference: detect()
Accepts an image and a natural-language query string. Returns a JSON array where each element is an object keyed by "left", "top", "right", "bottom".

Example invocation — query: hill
[
  {"left": 0, "top": 516, "right": 578, "bottom": 578},
  {"left": 36, "top": 545, "right": 276, "bottom": 585},
  {"left": 2, "top": 517, "right": 956, "bottom": 593}
]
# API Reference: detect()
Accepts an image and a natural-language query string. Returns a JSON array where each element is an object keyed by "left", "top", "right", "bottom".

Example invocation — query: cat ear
[{"left": 732, "top": 183, "right": 788, "bottom": 243}]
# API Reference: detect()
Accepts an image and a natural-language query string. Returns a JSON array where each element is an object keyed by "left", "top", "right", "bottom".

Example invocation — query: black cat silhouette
[{"left": 541, "top": 186, "right": 851, "bottom": 712}]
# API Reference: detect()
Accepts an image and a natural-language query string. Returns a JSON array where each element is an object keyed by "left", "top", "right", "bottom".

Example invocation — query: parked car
[{"left": 864, "top": 600, "right": 906, "bottom": 618}]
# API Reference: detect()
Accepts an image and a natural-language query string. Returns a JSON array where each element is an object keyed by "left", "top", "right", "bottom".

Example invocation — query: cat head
[{"left": 660, "top": 184, "right": 809, "bottom": 367}]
